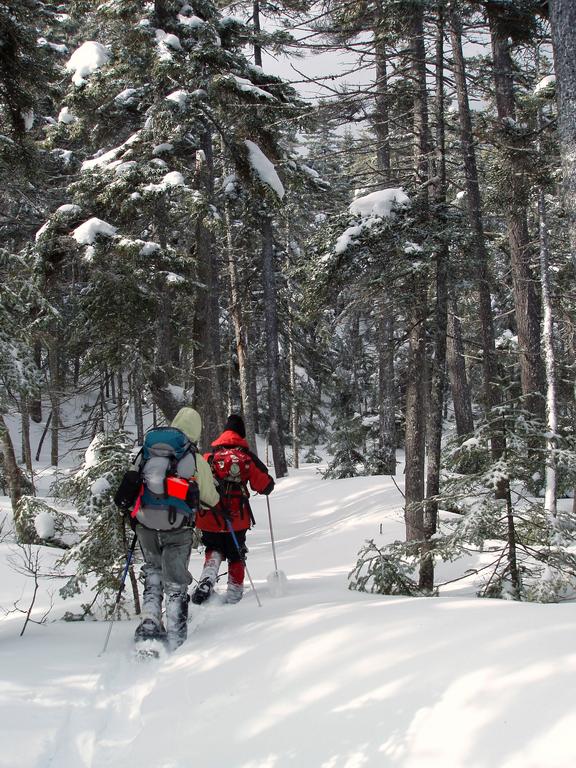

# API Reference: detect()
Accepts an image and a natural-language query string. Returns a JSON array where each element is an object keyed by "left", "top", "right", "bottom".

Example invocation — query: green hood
[{"left": 171, "top": 407, "right": 202, "bottom": 443}]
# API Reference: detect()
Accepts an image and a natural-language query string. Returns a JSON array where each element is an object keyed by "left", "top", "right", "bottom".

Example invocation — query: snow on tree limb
[
  {"left": 335, "top": 188, "right": 411, "bottom": 254},
  {"left": 244, "top": 140, "right": 285, "bottom": 200},
  {"left": 66, "top": 41, "right": 110, "bottom": 86}
]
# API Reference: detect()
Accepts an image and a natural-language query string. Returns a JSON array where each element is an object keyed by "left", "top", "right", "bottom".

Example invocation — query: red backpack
[
  {"left": 209, "top": 447, "right": 256, "bottom": 526},
  {"left": 211, "top": 447, "right": 251, "bottom": 486}
]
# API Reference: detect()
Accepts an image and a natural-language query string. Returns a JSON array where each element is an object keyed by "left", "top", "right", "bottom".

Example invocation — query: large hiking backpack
[
  {"left": 208, "top": 447, "right": 254, "bottom": 526},
  {"left": 114, "top": 427, "right": 199, "bottom": 531},
  {"left": 211, "top": 447, "right": 252, "bottom": 486}
]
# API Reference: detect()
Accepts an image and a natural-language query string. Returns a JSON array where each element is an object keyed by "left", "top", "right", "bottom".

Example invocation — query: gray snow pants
[{"left": 136, "top": 526, "right": 194, "bottom": 623}]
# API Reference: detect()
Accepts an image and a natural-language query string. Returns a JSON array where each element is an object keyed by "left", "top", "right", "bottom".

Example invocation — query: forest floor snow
[{"left": 1, "top": 461, "right": 575, "bottom": 768}]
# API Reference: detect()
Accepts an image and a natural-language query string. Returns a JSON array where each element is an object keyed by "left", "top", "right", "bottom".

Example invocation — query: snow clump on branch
[
  {"left": 66, "top": 41, "right": 110, "bottom": 86},
  {"left": 244, "top": 140, "right": 285, "bottom": 200},
  {"left": 335, "top": 187, "right": 410, "bottom": 254},
  {"left": 72, "top": 218, "right": 117, "bottom": 245}
]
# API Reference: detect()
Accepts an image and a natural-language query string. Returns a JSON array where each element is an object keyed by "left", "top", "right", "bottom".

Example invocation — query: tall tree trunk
[
  {"left": 117, "top": 370, "right": 125, "bottom": 430},
  {"left": 29, "top": 342, "right": 42, "bottom": 423},
  {"left": 538, "top": 188, "right": 558, "bottom": 523},
  {"left": 449, "top": 4, "right": 501, "bottom": 416},
  {"left": 421, "top": 9, "right": 449, "bottom": 591},
  {"left": 148, "top": 292, "right": 182, "bottom": 423},
  {"left": 446, "top": 296, "right": 474, "bottom": 436},
  {"left": 374, "top": 6, "right": 391, "bottom": 182},
  {"left": 253, "top": 0, "right": 262, "bottom": 67},
  {"left": 449, "top": 3, "right": 508, "bottom": 501},
  {"left": 488, "top": 9, "right": 545, "bottom": 419},
  {"left": 550, "top": 0, "right": 576, "bottom": 272},
  {"left": 261, "top": 215, "right": 287, "bottom": 478},
  {"left": 376, "top": 303, "right": 396, "bottom": 474},
  {"left": 404, "top": 3, "right": 429, "bottom": 542},
  {"left": 48, "top": 339, "right": 60, "bottom": 467},
  {"left": 223, "top": 180, "right": 258, "bottom": 453},
  {"left": 288, "top": 307, "right": 299, "bottom": 469},
  {"left": 373, "top": 14, "right": 396, "bottom": 475},
  {"left": 405, "top": 285, "right": 427, "bottom": 541},
  {"left": 21, "top": 395, "right": 33, "bottom": 478},
  {"left": 191, "top": 131, "right": 224, "bottom": 447},
  {"left": 132, "top": 373, "right": 144, "bottom": 445},
  {"left": 0, "top": 414, "right": 23, "bottom": 524}
]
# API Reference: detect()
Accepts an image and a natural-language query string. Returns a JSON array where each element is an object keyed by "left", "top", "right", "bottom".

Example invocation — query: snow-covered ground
[{"left": 1, "top": 433, "right": 576, "bottom": 767}]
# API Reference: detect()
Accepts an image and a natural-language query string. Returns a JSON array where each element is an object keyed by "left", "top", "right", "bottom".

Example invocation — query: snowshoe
[
  {"left": 134, "top": 617, "right": 167, "bottom": 643},
  {"left": 134, "top": 638, "right": 167, "bottom": 661},
  {"left": 191, "top": 578, "right": 213, "bottom": 605}
]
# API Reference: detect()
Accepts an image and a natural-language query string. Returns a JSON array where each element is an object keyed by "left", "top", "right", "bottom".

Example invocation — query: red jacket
[{"left": 197, "top": 430, "right": 275, "bottom": 532}]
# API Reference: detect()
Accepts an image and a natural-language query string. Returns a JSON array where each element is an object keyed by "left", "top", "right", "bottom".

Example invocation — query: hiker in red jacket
[{"left": 192, "top": 414, "right": 274, "bottom": 605}]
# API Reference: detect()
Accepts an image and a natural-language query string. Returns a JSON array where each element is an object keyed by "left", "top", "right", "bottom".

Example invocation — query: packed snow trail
[{"left": 1, "top": 465, "right": 576, "bottom": 767}]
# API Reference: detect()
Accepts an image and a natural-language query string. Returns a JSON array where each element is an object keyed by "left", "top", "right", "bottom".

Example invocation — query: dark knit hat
[{"left": 225, "top": 413, "right": 246, "bottom": 438}]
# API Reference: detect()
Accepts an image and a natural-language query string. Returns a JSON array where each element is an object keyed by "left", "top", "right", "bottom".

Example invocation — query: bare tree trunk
[
  {"left": 404, "top": 3, "right": 429, "bottom": 542},
  {"left": 247, "top": 327, "right": 260, "bottom": 435},
  {"left": 405, "top": 284, "right": 427, "bottom": 541},
  {"left": 117, "top": 371, "right": 125, "bottom": 430},
  {"left": 253, "top": 0, "right": 262, "bottom": 67},
  {"left": 373, "top": 16, "right": 396, "bottom": 475},
  {"left": 20, "top": 395, "right": 33, "bottom": 478},
  {"left": 447, "top": 297, "right": 474, "bottom": 436},
  {"left": 449, "top": 4, "right": 508, "bottom": 501},
  {"left": 505, "top": 478, "right": 521, "bottom": 599},
  {"left": 261, "top": 216, "right": 287, "bottom": 478},
  {"left": 148, "top": 295, "right": 182, "bottom": 424},
  {"left": 0, "top": 414, "right": 23, "bottom": 528},
  {"left": 538, "top": 189, "right": 558, "bottom": 522},
  {"left": 132, "top": 373, "right": 144, "bottom": 444},
  {"left": 421, "top": 9, "right": 448, "bottom": 590},
  {"left": 191, "top": 132, "right": 224, "bottom": 447},
  {"left": 550, "top": 0, "right": 576, "bottom": 274},
  {"left": 449, "top": 4, "right": 500, "bottom": 416},
  {"left": 374, "top": 6, "right": 391, "bottom": 183},
  {"left": 48, "top": 341, "right": 60, "bottom": 467},
  {"left": 29, "top": 343, "right": 42, "bottom": 424},
  {"left": 376, "top": 304, "right": 396, "bottom": 474},
  {"left": 488, "top": 9, "right": 545, "bottom": 419},
  {"left": 288, "top": 308, "right": 299, "bottom": 469},
  {"left": 223, "top": 181, "right": 258, "bottom": 453}
]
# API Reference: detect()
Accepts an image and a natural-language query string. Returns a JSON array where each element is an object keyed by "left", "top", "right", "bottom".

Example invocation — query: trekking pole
[
  {"left": 224, "top": 518, "right": 262, "bottom": 608},
  {"left": 98, "top": 532, "right": 138, "bottom": 656},
  {"left": 264, "top": 496, "right": 287, "bottom": 595},
  {"left": 266, "top": 496, "right": 279, "bottom": 573}
]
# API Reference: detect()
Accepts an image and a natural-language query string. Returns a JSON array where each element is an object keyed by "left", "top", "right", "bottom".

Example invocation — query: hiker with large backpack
[
  {"left": 192, "top": 413, "right": 274, "bottom": 605},
  {"left": 115, "top": 407, "right": 219, "bottom": 651}
]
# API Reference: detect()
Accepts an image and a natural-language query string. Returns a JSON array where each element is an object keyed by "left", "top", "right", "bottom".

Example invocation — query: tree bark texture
[
  {"left": 404, "top": 281, "right": 427, "bottom": 541},
  {"left": 538, "top": 188, "right": 558, "bottom": 522},
  {"left": 261, "top": 215, "right": 287, "bottom": 478},
  {"left": 550, "top": 0, "right": 576, "bottom": 273},
  {"left": 488, "top": 10, "right": 545, "bottom": 419},
  {"left": 404, "top": 4, "right": 429, "bottom": 542},
  {"left": 48, "top": 340, "right": 60, "bottom": 467},
  {"left": 0, "top": 414, "right": 22, "bottom": 521},
  {"left": 446, "top": 297, "right": 474, "bottom": 436},
  {"left": 191, "top": 132, "right": 224, "bottom": 448},
  {"left": 376, "top": 304, "right": 396, "bottom": 474},
  {"left": 373, "top": 8, "right": 391, "bottom": 184},
  {"left": 421, "top": 12, "right": 449, "bottom": 591},
  {"left": 449, "top": 5, "right": 501, "bottom": 415},
  {"left": 224, "top": 189, "right": 258, "bottom": 453}
]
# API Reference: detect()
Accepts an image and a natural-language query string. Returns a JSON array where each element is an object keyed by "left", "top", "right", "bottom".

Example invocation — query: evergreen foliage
[{"left": 57, "top": 430, "right": 134, "bottom": 611}]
